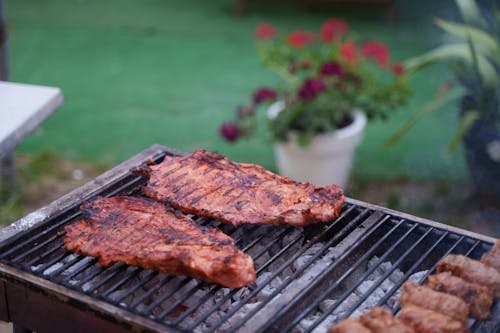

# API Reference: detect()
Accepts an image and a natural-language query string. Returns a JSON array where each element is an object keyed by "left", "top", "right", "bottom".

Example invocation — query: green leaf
[
  {"left": 446, "top": 110, "right": 479, "bottom": 153},
  {"left": 385, "top": 86, "right": 463, "bottom": 147},
  {"left": 403, "top": 43, "right": 498, "bottom": 87},
  {"left": 435, "top": 19, "right": 500, "bottom": 62},
  {"left": 455, "top": 0, "right": 486, "bottom": 26}
]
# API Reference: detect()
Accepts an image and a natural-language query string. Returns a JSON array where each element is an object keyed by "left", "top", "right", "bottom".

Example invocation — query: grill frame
[{"left": 0, "top": 144, "right": 497, "bottom": 333}]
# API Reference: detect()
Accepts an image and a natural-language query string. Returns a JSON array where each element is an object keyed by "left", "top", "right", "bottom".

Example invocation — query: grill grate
[{"left": 0, "top": 148, "right": 498, "bottom": 333}]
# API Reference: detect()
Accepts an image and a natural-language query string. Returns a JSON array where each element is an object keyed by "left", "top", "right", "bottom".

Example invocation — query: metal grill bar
[
  {"left": 301, "top": 220, "right": 417, "bottom": 333},
  {"left": 106, "top": 269, "right": 158, "bottom": 303},
  {"left": 98, "top": 266, "right": 142, "bottom": 298},
  {"left": 375, "top": 230, "right": 452, "bottom": 307},
  {"left": 207, "top": 207, "right": 373, "bottom": 333},
  {"left": 171, "top": 226, "right": 294, "bottom": 326},
  {"left": 282, "top": 218, "right": 407, "bottom": 331},
  {"left": 256, "top": 212, "right": 390, "bottom": 333},
  {"left": 125, "top": 273, "right": 170, "bottom": 308},
  {"left": 335, "top": 227, "right": 435, "bottom": 319},
  {"left": 185, "top": 226, "right": 306, "bottom": 331},
  {"left": 146, "top": 225, "right": 265, "bottom": 320}
]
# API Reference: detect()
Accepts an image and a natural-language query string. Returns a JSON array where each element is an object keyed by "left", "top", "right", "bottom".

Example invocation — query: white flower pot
[{"left": 269, "top": 102, "right": 367, "bottom": 187}]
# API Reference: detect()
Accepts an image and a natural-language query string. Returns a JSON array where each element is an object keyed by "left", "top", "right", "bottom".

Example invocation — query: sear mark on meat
[
  {"left": 63, "top": 196, "right": 256, "bottom": 288},
  {"left": 134, "top": 149, "right": 344, "bottom": 227}
]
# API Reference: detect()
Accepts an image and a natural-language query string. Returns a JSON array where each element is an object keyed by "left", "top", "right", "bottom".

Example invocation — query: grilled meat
[
  {"left": 329, "top": 318, "right": 372, "bottom": 333},
  {"left": 360, "top": 307, "right": 415, "bottom": 333},
  {"left": 63, "top": 196, "right": 256, "bottom": 288},
  {"left": 436, "top": 254, "right": 500, "bottom": 298},
  {"left": 135, "top": 150, "right": 344, "bottom": 227},
  {"left": 397, "top": 304, "right": 469, "bottom": 333},
  {"left": 426, "top": 272, "right": 493, "bottom": 320},
  {"left": 399, "top": 281, "right": 469, "bottom": 323},
  {"left": 481, "top": 240, "right": 500, "bottom": 273}
]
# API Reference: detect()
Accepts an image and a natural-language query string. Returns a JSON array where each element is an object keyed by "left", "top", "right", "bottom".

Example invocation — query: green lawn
[{"left": 6, "top": 0, "right": 466, "bottom": 182}]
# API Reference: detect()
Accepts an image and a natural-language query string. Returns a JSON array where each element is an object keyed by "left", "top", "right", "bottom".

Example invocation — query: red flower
[
  {"left": 253, "top": 87, "right": 277, "bottom": 104},
  {"left": 340, "top": 41, "right": 357, "bottom": 64},
  {"left": 320, "top": 61, "right": 344, "bottom": 76},
  {"left": 219, "top": 122, "right": 241, "bottom": 142},
  {"left": 391, "top": 62, "right": 405, "bottom": 76},
  {"left": 298, "top": 78, "right": 326, "bottom": 100},
  {"left": 256, "top": 23, "right": 278, "bottom": 40},
  {"left": 320, "top": 19, "right": 348, "bottom": 43},
  {"left": 287, "top": 31, "right": 315, "bottom": 48},
  {"left": 361, "top": 41, "right": 389, "bottom": 66}
]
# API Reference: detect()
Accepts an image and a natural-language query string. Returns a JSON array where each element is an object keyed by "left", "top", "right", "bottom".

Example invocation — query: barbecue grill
[{"left": 0, "top": 144, "right": 498, "bottom": 333}]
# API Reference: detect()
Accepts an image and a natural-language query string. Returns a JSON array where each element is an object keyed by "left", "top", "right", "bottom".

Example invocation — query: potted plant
[
  {"left": 219, "top": 19, "right": 411, "bottom": 187},
  {"left": 387, "top": 0, "right": 500, "bottom": 205}
]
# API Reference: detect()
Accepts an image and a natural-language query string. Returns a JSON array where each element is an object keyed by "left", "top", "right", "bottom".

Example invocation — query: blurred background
[{"left": 1, "top": 0, "right": 498, "bottom": 236}]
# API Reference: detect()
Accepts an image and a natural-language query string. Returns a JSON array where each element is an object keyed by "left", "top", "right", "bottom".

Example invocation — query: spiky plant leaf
[
  {"left": 435, "top": 19, "right": 500, "bottom": 63},
  {"left": 447, "top": 110, "right": 479, "bottom": 153},
  {"left": 404, "top": 43, "right": 497, "bottom": 87},
  {"left": 455, "top": 0, "right": 486, "bottom": 26}
]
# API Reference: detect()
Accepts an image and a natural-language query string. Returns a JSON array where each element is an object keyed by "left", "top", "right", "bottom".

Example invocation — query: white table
[{"left": 0, "top": 81, "right": 63, "bottom": 192}]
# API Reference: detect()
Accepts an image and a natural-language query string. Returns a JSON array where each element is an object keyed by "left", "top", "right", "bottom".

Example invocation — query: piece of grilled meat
[
  {"left": 436, "top": 254, "right": 500, "bottom": 298},
  {"left": 135, "top": 150, "right": 344, "bottom": 227},
  {"left": 481, "top": 240, "right": 500, "bottom": 273},
  {"left": 63, "top": 196, "right": 256, "bottom": 288},
  {"left": 360, "top": 307, "right": 415, "bottom": 333},
  {"left": 329, "top": 318, "right": 372, "bottom": 333},
  {"left": 397, "top": 304, "right": 469, "bottom": 333},
  {"left": 399, "top": 281, "right": 469, "bottom": 324},
  {"left": 426, "top": 272, "right": 493, "bottom": 320}
]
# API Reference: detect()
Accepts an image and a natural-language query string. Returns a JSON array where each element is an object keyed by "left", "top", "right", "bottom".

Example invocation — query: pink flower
[
  {"left": 361, "top": 41, "right": 389, "bottom": 66},
  {"left": 340, "top": 41, "right": 357, "bottom": 64},
  {"left": 320, "top": 19, "right": 348, "bottom": 43},
  {"left": 287, "top": 31, "right": 316, "bottom": 48},
  {"left": 219, "top": 122, "right": 241, "bottom": 142},
  {"left": 256, "top": 23, "right": 278, "bottom": 40},
  {"left": 298, "top": 78, "right": 326, "bottom": 100},
  {"left": 391, "top": 62, "right": 405, "bottom": 76},
  {"left": 320, "top": 61, "right": 344, "bottom": 76},
  {"left": 253, "top": 87, "right": 277, "bottom": 104}
]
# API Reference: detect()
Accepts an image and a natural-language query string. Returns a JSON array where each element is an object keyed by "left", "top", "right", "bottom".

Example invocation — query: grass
[
  {"left": 0, "top": 153, "right": 108, "bottom": 224},
  {"left": 5, "top": 0, "right": 468, "bottom": 181}
]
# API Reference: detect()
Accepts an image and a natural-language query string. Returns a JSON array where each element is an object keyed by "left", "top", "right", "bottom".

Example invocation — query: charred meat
[
  {"left": 360, "top": 307, "right": 415, "bottom": 333},
  {"left": 436, "top": 254, "right": 500, "bottom": 298},
  {"left": 399, "top": 281, "right": 469, "bottom": 324},
  {"left": 63, "top": 196, "right": 256, "bottom": 288},
  {"left": 136, "top": 150, "right": 344, "bottom": 227},
  {"left": 426, "top": 272, "right": 493, "bottom": 320},
  {"left": 397, "top": 304, "right": 468, "bottom": 333},
  {"left": 481, "top": 240, "right": 500, "bottom": 273}
]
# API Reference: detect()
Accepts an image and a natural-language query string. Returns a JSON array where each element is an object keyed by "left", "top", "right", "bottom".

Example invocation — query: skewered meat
[
  {"left": 63, "top": 196, "right": 256, "bottom": 288},
  {"left": 135, "top": 149, "right": 344, "bottom": 227},
  {"left": 436, "top": 254, "right": 500, "bottom": 298},
  {"left": 360, "top": 307, "right": 415, "bottom": 333},
  {"left": 426, "top": 272, "right": 493, "bottom": 320},
  {"left": 481, "top": 240, "right": 500, "bottom": 273},
  {"left": 329, "top": 318, "right": 372, "bottom": 333},
  {"left": 397, "top": 304, "right": 468, "bottom": 333},
  {"left": 399, "top": 281, "right": 469, "bottom": 323}
]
